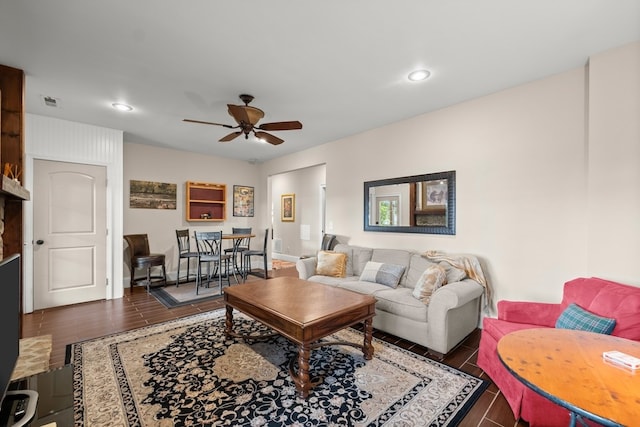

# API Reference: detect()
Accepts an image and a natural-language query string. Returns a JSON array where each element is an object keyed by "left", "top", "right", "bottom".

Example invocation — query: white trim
[{"left": 24, "top": 114, "right": 124, "bottom": 313}]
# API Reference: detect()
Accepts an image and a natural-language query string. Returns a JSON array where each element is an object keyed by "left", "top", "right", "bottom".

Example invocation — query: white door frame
[
  {"left": 23, "top": 155, "right": 121, "bottom": 313},
  {"left": 24, "top": 114, "right": 124, "bottom": 314}
]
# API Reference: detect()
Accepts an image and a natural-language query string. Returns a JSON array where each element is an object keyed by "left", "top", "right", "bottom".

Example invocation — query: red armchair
[{"left": 477, "top": 277, "right": 640, "bottom": 426}]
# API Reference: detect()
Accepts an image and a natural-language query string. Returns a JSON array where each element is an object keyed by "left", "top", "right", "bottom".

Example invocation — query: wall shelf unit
[{"left": 186, "top": 181, "right": 226, "bottom": 222}]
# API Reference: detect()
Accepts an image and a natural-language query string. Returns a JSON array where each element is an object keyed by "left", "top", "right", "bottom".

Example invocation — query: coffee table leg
[
  {"left": 296, "top": 343, "right": 311, "bottom": 398},
  {"left": 363, "top": 318, "right": 374, "bottom": 360},
  {"left": 225, "top": 305, "right": 234, "bottom": 336}
]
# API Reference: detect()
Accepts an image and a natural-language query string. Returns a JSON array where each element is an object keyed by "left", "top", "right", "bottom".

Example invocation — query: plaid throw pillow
[{"left": 555, "top": 303, "right": 616, "bottom": 335}]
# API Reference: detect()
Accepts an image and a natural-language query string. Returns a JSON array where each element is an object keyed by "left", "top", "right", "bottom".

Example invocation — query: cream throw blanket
[{"left": 423, "top": 251, "right": 492, "bottom": 310}]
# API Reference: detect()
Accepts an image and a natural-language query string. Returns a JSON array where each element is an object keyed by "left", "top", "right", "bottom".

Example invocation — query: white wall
[
  {"left": 123, "top": 143, "right": 263, "bottom": 284},
  {"left": 270, "top": 164, "right": 326, "bottom": 259},
  {"left": 587, "top": 42, "right": 640, "bottom": 284},
  {"left": 30, "top": 42, "right": 637, "bottom": 312},
  {"left": 261, "top": 42, "right": 640, "bottom": 314}
]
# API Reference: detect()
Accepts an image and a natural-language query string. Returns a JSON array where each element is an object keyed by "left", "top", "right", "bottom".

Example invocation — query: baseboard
[{"left": 272, "top": 253, "right": 299, "bottom": 263}]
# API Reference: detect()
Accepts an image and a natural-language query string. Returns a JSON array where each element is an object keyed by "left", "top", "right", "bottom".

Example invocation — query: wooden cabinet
[
  {"left": 0, "top": 65, "right": 27, "bottom": 259},
  {"left": 186, "top": 181, "right": 226, "bottom": 221}
]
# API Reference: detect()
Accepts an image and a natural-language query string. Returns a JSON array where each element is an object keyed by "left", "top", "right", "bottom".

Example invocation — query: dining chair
[
  {"left": 299, "top": 233, "right": 337, "bottom": 259},
  {"left": 224, "top": 227, "right": 252, "bottom": 275},
  {"left": 243, "top": 228, "right": 269, "bottom": 280},
  {"left": 193, "top": 230, "right": 238, "bottom": 294},
  {"left": 123, "top": 234, "right": 167, "bottom": 293},
  {"left": 320, "top": 233, "right": 337, "bottom": 251},
  {"left": 175, "top": 229, "right": 199, "bottom": 286}
]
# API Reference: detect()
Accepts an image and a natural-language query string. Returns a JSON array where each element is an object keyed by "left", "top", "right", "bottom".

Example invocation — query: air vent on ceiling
[{"left": 42, "top": 96, "right": 59, "bottom": 108}]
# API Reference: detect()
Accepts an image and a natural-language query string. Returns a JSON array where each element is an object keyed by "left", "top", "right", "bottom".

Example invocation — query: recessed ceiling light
[
  {"left": 408, "top": 69, "right": 431, "bottom": 82},
  {"left": 112, "top": 102, "right": 133, "bottom": 112}
]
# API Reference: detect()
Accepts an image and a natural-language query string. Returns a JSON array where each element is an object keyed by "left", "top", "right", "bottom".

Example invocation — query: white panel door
[{"left": 33, "top": 159, "right": 107, "bottom": 309}]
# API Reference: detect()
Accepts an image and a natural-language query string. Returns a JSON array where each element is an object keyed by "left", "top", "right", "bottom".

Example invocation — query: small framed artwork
[
  {"left": 425, "top": 179, "right": 448, "bottom": 206},
  {"left": 233, "top": 185, "right": 254, "bottom": 217},
  {"left": 281, "top": 193, "right": 295, "bottom": 222}
]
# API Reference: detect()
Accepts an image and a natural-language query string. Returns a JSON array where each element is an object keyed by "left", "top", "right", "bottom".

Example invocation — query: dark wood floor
[{"left": 22, "top": 266, "right": 527, "bottom": 427}]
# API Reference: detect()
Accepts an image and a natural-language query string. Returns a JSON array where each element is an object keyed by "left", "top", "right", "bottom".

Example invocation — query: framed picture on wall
[
  {"left": 281, "top": 194, "right": 295, "bottom": 222},
  {"left": 233, "top": 185, "right": 254, "bottom": 217},
  {"left": 129, "top": 180, "right": 177, "bottom": 209}
]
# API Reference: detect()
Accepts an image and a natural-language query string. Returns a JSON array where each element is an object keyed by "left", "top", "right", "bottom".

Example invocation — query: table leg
[
  {"left": 295, "top": 343, "right": 311, "bottom": 398},
  {"left": 363, "top": 317, "right": 374, "bottom": 360},
  {"left": 225, "top": 305, "right": 234, "bottom": 336}
]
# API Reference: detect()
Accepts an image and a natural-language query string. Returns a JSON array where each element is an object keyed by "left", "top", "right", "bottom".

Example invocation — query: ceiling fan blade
[
  {"left": 258, "top": 121, "right": 303, "bottom": 131},
  {"left": 255, "top": 131, "right": 284, "bottom": 146},
  {"left": 219, "top": 131, "right": 242, "bottom": 142},
  {"left": 228, "top": 104, "right": 264, "bottom": 125},
  {"left": 183, "top": 119, "right": 234, "bottom": 128}
]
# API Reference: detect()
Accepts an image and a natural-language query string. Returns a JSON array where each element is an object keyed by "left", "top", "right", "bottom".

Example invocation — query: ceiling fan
[{"left": 183, "top": 94, "right": 302, "bottom": 146}]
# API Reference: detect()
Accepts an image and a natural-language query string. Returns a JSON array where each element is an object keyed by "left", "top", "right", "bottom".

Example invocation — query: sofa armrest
[
  {"left": 498, "top": 301, "right": 562, "bottom": 327},
  {"left": 427, "top": 280, "right": 484, "bottom": 354},
  {"left": 430, "top": 280, "right": 484, "bottom": 312},
  {"left": 296, "top": 257, "right": 317, "bottom": 280}
]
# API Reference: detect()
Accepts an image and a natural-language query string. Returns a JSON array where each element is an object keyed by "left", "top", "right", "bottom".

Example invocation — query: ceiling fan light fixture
[
  {"left": 112, "top": 102, "right": 133, "bottom": 112},
  {"left": 408, "top": 69, "right": 431, "bottom": 82}
]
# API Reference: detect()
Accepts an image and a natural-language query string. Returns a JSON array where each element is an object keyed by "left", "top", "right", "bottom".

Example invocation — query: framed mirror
[{"left": 364, "top": 170, "right": 456, "bottom": 235}]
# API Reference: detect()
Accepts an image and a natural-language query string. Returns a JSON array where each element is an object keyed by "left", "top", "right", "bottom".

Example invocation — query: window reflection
[{"left": 364, "top": 171, "right": 455, "bottom": 235}]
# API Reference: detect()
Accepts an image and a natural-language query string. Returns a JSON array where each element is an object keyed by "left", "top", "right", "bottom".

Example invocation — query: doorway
[{"left": 33, "top": 159, "right": 107, "bottom": 309}]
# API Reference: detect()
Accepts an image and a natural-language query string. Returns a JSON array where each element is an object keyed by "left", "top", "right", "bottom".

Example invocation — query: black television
[
  {"left": 0, "top": 254, "right": 38, "bottom": 426},
  {"left": 0, "top": 254, "right": 20, "bottom": 406}
]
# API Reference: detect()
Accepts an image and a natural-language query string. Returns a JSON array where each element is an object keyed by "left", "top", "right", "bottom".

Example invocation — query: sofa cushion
[
  {"left": 315, "top": 251, "right": 347, "bottom": 278},
  {"left": 563, "top": 277, "right": 640, "bottom": 340},
  {"left": 412, "top": 264, "right": 447, "bottom": 305},
  {"left": 404, "top": 254, "right": 437, "bottom": 289},
  {"left": 482, "top": 317, "right": 548, "bottom": 343},
  {"left": 373, "top": 287, "right": 428, "bottom": 322},
  {"left": 371, "top": 249, "right": 412, "bottom": 285},
  {"left": 555, "top": 303, "right": 616, "bottom": 335},
  {"left": 338, "top": 280, "right": 391, "bottom": 295},
  {"left": 334, "top": 244, "right": 373, "bottom": 277},
  {"left": 359, "top": 261, "right": 405, "bottom": 288},
  {"left": 308, "top": 275, "right": 359, "bottom": 287},
  {"left": 439, "top": 262, "right": 466, "bottom": 283}
]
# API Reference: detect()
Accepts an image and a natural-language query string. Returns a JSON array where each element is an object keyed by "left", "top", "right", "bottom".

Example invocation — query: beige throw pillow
[
  {"left": 412, "top": 264, "right": 447, "bottom": 305},
  {"left": 315, "top": 251, "right": 347, "bottom": 278}
]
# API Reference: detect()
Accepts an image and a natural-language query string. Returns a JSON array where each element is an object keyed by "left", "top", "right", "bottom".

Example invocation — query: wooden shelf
[
  {"left": 186, "top": 181, "right": 226, "bottom": 222},
  {"left": 414, "top": 206, "right": 446, "bottom": 216},
  {"left": 0, "top": 175, "right": 29, "bottom": 201}
]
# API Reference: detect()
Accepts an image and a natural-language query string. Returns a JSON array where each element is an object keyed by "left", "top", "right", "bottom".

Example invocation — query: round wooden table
[{"left": 498, "top": 328, "right": 640, "bottom": 427}]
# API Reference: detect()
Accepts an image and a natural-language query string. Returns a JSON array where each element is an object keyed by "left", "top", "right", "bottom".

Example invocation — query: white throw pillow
[{"left": 359, "top": 261, "right": 405, "bottom": 288}]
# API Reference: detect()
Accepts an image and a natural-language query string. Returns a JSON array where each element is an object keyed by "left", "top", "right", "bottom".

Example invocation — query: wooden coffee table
[{"left": 223, "top": 277, "right": 376, "bottom": 398}]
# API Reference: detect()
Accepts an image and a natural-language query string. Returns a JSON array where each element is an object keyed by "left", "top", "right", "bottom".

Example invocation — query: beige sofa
[{"left": 296, "top": 243, "right": 486, "bottom": 356}]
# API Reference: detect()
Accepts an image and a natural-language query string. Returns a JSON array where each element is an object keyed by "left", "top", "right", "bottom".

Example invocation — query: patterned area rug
[{"left": 67, "top": 310, "right": 487, "bottom": 426}]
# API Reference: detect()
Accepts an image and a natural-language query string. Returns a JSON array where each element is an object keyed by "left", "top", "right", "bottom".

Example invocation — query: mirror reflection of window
[
  {"left": 376, "top": 196, "right": 399, "bottom": 225},
  {"left": 364, "top": 170, "right": 455, "bottom": 234}
]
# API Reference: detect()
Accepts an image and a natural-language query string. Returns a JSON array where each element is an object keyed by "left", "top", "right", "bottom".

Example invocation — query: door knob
[{"left": 36, "top": 239, "right": 44, "bottom": 245}]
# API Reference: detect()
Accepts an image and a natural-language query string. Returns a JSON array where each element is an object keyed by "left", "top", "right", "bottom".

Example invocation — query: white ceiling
[{"left": 1, "top": 1, "right": 639, "bottom": 163}]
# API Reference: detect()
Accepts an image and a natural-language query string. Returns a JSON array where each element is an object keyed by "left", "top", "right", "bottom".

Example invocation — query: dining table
[{"left": 221, "top": 232, "right": 255, "bottom": 280}]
